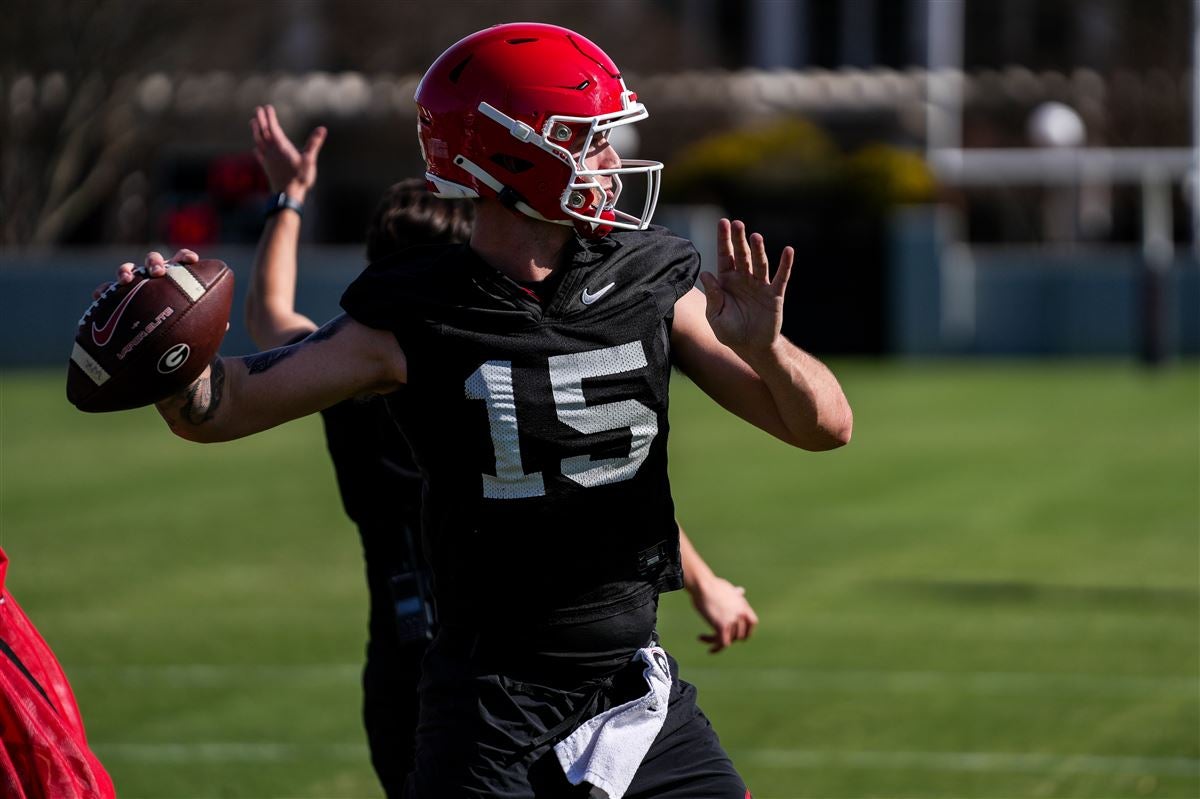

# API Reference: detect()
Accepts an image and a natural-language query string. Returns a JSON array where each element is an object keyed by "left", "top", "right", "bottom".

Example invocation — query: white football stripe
[
  {"left": 166, "top": 265, "right": 205, "bottom": 302},
  {"left": 70, "top": 342, "right": 110, "bottom": 385}
]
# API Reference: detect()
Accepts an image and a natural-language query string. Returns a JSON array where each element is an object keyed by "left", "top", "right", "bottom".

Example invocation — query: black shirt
[
  {"left": 320, "top": 391, "right": 423, "bottom": 642},
  {"left": 342, "top": 227, "right": 697, "bottom": 629}
]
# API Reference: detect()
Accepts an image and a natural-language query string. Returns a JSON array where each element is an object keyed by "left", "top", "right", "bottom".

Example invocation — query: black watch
[{"left": 266, "top": 192, "right": 304, "bottom": 218}]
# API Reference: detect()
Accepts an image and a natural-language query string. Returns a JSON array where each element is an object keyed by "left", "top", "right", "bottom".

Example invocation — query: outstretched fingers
[
  {"left": 250, "top": 114, "right": 265, "bottom": 160},
  {"left": 719, "top": 218, "right": 756, "bottom": 277},
  {"left": 771, "top": 245, "right": 795, "bottom": 298},
  {"left": 718, "top": 217, "right": 795, "bottom": 295},
  {"left": 716, "top": 217, "right": 735, "bottom": 274},
  {"left": 749, "top": 231, "right": 771, "bottom": 283},
  {"left": 720, "top": 219, "right": 771, "bottom": 280},
  {"left": 303, "top": 125, "right": 328, "bottom": 163},
  {"left": 255, "top": 106, "right": 272, "bottom": 145},
  {"left": 731, "top": 220, "right": 753, "bottom": 277},
  {"left": 266, "top": 104, "right": 283, "bottom": 137}
]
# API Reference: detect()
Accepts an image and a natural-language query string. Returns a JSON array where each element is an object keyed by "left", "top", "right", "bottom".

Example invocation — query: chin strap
[{"left": 452, "top": 155, "right": 571, "bottom": 227}]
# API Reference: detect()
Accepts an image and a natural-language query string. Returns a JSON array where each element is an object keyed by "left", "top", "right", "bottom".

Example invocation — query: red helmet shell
[{"left": 416, "top": 23, "right": 660, "bottom": 235}]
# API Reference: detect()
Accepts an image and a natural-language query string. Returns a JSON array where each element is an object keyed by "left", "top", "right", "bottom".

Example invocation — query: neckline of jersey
[{"left": 464, "top": 234, "right": 622, "bottom": 320}]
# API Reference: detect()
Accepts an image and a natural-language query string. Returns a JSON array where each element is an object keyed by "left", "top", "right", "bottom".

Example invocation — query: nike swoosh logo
[
  {"left": 92, "top": 279, "right": 149, "bottom": 347},
  {"left": 580, "top": 282, "right": 616, "bottom": 305}
]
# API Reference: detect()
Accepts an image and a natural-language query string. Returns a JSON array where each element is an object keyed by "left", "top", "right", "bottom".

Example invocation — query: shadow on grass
[{"left": 872, "top": 578, "right": 1199, "bottom": 612}]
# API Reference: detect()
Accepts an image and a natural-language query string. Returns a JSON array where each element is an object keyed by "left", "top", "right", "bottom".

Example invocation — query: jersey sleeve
[
  {"left": 339, "top": 257, "right": 409, "bottom": 333},
  {"left": 340, "top": 246, "right": 454, "bottom": 348},
  {"left": 644, "top": 227, "right": 701, "bottom": 316}
]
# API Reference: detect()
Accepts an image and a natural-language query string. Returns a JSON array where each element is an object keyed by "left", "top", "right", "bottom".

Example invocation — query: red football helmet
[{"left": 415, "top": 23, "right": 662, "bottom": 237}]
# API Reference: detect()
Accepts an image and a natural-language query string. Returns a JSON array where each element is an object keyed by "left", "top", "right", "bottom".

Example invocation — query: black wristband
[{"left": 266, "top": 192, "right": 304, "bottom": 218}]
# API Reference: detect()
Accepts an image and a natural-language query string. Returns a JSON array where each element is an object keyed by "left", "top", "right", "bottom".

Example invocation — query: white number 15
[{"left": 464, "top": 341, "right": 658, "bottom": 500}]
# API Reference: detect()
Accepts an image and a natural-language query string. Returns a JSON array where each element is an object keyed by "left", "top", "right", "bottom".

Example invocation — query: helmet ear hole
[
  {"left": 567, "top": 187, "right": 606, "bottom": 211},
  {"left": 490, "top": 154, "right": 535, "bottom": 174}
]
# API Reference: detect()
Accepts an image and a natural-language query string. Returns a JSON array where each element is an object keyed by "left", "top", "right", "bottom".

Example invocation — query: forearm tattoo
[
  {"left": 243, "top": 314, "right": 351, "bottom": 375},
  {"left": 308, "top": 314, "right": 350, "bottom": 343},
  {"left": 180, "top": 357, "right": 226, "bottom": 426},
  {"left": 243, "top": 346, "right": 294, "bottom": 376}
]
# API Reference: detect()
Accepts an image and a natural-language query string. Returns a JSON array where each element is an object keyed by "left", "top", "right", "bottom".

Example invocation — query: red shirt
[{"left": 0, "top": 548, "right": 115, "bottom": 799}]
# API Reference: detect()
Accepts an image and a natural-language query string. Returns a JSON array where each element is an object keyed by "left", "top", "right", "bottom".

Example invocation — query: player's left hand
[
  {"left": 689, "top": 575, "right": 759, "bottom": 654},
  {"left": 698, "top": 218, "right": 793, "bottom": 358}
]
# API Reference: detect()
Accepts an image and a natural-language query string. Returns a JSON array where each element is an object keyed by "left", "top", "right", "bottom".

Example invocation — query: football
[{"left": 66, "top": 260, "right": 234, "bottom": 412}]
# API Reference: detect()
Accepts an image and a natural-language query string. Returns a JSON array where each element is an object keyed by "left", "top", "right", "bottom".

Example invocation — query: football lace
[{"left": 77, "top": 265, "right": 149, "bottom": 328}]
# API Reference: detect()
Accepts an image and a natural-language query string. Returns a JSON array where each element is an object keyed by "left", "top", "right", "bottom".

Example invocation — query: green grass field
[{"left": 1, "top": 361, "right": 1197, "bottom": 799}]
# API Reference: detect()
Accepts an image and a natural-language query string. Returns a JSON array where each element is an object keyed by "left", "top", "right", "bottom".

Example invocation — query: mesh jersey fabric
[{"left": 341, "top": 226, "right": 699, "bottom": 629}]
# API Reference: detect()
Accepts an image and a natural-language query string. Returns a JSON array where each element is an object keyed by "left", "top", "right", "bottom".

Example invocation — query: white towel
[{"left": 553, "top": 646, "right": 672, "bottom": 799}]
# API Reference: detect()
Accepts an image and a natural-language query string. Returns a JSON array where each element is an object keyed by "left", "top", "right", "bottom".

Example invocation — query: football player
[
  {"left": 244, "top": 107, "right": 760, "bottom": 796},
  {"left": 121, "top": 22, "right": 851, "bottom": 797}
]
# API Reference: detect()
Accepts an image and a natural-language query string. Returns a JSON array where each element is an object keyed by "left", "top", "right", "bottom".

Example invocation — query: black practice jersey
[
  {"left": 321, "top": 393, "right": 421, "bottom": 538},
  {"left": 341, "top": 226, "right": 698, "bottom": 627},
  {"left": 319, "top": 395, "right": 423, "bottom": 634}
]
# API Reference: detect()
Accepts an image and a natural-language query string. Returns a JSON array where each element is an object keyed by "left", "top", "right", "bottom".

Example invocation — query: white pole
[
  {"left": 1192, "top": 0, "right": 1199, "bottom": 254},
  {"left": 925, "top": 0, "right": 965, "bottom": 158},
  {"left": 1143, "top": 169, "right": 1174, "bottom": 268},
  {"left": 1141, "top": 168, "right": 1173, "bottom": 365}
]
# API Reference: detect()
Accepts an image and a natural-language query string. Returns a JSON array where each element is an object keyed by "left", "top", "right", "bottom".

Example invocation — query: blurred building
[
  {"left": 2, "top": 0, "right": 1191, "bottom": 243},
  {"left": 1, "top": 0, "right": 1195, "bottom": 359}
]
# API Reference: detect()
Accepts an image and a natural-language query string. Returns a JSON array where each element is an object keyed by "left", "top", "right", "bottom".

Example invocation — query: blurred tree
[
  {"left": 0, "top": 0, "right": 278, "bottom": 246},
  {"left": 0, "top": 0, "right": 1188, "bottom": 248},
  {"left": 316, "top": 0, "right": 686, "bottom": 74},
  {"left": 664, "top": 118, "right": 936, "bottom": 354},
  {"left": 0, "top": 0, "right": 688, "bottom": 246}
]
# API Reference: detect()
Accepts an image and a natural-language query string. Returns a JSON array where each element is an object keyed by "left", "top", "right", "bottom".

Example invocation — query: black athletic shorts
[{"left": 403, "top": 623, "right": 747, "bottom": 798}]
